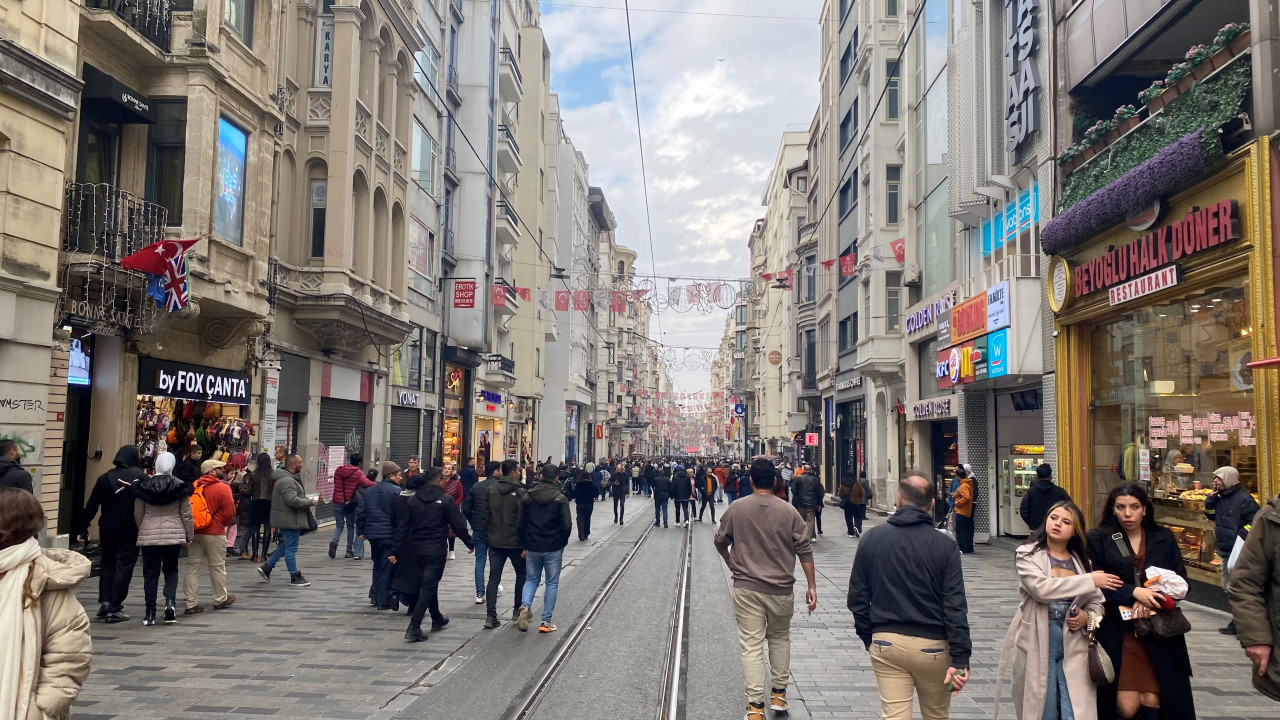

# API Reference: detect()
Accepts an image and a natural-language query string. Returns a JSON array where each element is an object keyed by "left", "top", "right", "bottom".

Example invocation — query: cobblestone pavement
[{"left": 71, "top": 503, "right": 1270, "bottom": 720}]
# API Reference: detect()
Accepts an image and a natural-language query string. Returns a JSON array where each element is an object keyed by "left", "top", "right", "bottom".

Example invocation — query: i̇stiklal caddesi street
[{"left": 2, "top": 2, "right": 1279, "bottom": 720}]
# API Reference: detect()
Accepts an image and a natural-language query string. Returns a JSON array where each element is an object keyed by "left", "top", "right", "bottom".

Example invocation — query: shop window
[
  {"left": 918, "top": 338, "right": 946, "bottom": 399},
  {"left": 1087, "top": 277, "right": 1256, "bottom": 583},
  {"left": 224, "top": 0, "right": 254, "bottom": 46},
  {"left": 148, "top": 100, "right": 186, "bottom": 226}
]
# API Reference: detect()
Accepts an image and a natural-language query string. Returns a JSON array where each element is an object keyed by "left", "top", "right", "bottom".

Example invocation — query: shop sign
[
  {"left": 453, "top": 280, "right": 477, "bottom": 309},
  {"left": 64, "top": 297, "right": 133, "bottom": 334},
  {"left": 986, "top": 281, "right": 1010, "bottom": 332},
  {"left": 1107, "top": 266, "right": 1179, "bottom": 307},
  {"left": 805, "top": 432, "right": 819, "bottom": 446},
  {"left": 1011, "top": 444, "right": 1045, "bottom": 454},
  {"left": 835, "top": 377, "right": 863, "bottom": 391},
  {"left": 397, "top": 390, "right": 420, "bottom": 406},
  {"left": 982, "top": 185, "right": 1040, "bottom": 256},
  {"left": 315, "top": 18, "right": 335, "bottom": 87},
  {"left": 911, "top": 399, "right": 955, "bottom": 420},
  {"left": 905, "top": 291, "right": 955, "bottom": 336},
  {"left": 445, "top": 365, "right": 465, "bottom": 395},
  {"left": 478, "top": 390, "right": 503, "bottom": 405},
  {"left": 260, "top": 371, "right": 279, "bottom": 452},
  {"left": 768, "top": 350, "right": 782, "bottom": 365},
  {"left": 1062, "top": 198, "right": 1239, "bottom": 305},
  {"left": 950, "top": 293, "right": 988, "bottom": 345},
  {"left": 138, "top": 357, "right": 250, "bottom": 404},
  {"left": 987, "top": 328, "right": 1010, "bottom": 379},
  {"left": 936, "top": 335, "right": 988, "bottom": 390},
  {"left": 936, "top": 310, "right": 952, "bottom": 347},
  {"left": 1005, "top": 0, "right": 1040, "bottom": 154}
]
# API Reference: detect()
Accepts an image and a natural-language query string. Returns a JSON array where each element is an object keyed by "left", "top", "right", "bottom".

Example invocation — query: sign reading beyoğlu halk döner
[
  {"left": 138, "top": 357, "right": 251, "bottom": 404},
  {"left": 1072, "top": 199, "right": 1239, "bottom": 298}
]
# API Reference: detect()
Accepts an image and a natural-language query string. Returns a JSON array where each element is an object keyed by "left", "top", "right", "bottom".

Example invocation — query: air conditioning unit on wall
[{"left": 903, "top": 264, "right": 922, "bottom": 286}]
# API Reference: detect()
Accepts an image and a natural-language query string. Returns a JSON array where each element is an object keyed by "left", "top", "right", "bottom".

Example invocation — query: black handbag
[
  {"left": 1133, "top": 606, "right": 1192, "bottom": 638},
  {"left": 302, "top": 507, "right": 318, "bottom": 535}
]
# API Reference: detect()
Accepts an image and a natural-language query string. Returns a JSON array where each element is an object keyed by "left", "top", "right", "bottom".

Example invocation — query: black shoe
[
  {"left": 290, "top": 573, "right": 311, "bottom": 587},
  {"left": 483, "top": 616, "right": 501, "bottom": 629},
  {"left": 257, "top": 563, "right": 273, "bottom": 582},
  {"left": 96, "top": 603, "right": 109, "bottom": 619},
  {"left": 344, "top": 550, "right": 355, "bottom": 559},
  {"left": 143, "top": 609, "right": 156, "bottom": 626},
  {"left": 664, "top": 523, "right": 668, "bottom": 528},
  {"left": 163, "top": 600, "right": 177, "bottom": 624},
  {"left": 1219, "top": 622, "right": 1237, "bottom": 635},
  {"left": 405, "top": 625, "right": 427, "bottom": 643},
  {"left": 431, "top": 616, "right": 450, "bottom": 632},
  {"left": 329, "top": 541, "right": 337, "bottom": 559},
  {"left": 104, "top": 611, "right": 130, "bottom": 624}
]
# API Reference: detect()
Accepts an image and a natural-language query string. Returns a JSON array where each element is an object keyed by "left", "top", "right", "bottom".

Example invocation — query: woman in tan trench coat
[{"left": 1002, "top": 502, "right": 1121, "bottom": 720}]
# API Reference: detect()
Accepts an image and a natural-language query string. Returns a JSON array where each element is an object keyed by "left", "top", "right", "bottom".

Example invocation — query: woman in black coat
[{"left": 1085, "top": 483, "right": 1195, "bottom": 720}]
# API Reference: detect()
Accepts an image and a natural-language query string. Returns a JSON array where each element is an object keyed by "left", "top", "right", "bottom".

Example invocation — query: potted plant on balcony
[
  {"left": 1139, "top": 80, "right": 1170, "bottom": 113},
  {"left": 1186, "top": 44, "right": 1218, "bottom": 81},
  {"left": 1057, "top": 143, "right": 1084, "bottom": 174},
  {"left": 1078, "top": 118, "right": 1116, "bottom": 162},
  {"left": 1108, "top": 105, "right": 1141, "bottom": 143},
  {"left": 1216, "top": 22, "right": 1251, "bottom": 57},
  {"left": 1166, "top": 60, "right": 1196, "bottom": 95}
]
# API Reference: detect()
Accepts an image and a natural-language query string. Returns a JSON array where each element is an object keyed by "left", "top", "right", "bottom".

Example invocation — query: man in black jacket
[
  {"left": 357, "top": 461, "right": 404, "bottom": 610},
  {"left": 461, "top": 460, "right": 505, "bottom": 604},
  {"left": 392, "top": 466, "right": 473, "bottom": 642},
  {"left": 516, "top": 464, "right": 573, "bottom": 633},
  {"left": 651, "top": 465, "right": 672, "bottom": 528},
  {"left": 847, "top": 470, "right": 971, "bottom": 720},
  {"left": 1018, "top": 463, "right": 1071, "bottom": 532},
  {"left": 78, "top": 445, "right": 146, "bottom": 623},
  {"left": 673, "top": 467, "right": 695, "bottom": 526},
  {"left": 483, "top": 470, "right": 528, "bottom": 628},
  {"left": 790, "top": 470, "right": 824, "bottom": 541},
  {"left": 174, "top": 443, "right": 203, "bottom": 486},
  {"left": 572, "top": 470, "right": 597, "bottom": 541},
  {"left": 0, "top": 439, "right": 33, "bottom": 492},
  {"left": 610, "top": 463, "right": 630, "bottom": 524}
]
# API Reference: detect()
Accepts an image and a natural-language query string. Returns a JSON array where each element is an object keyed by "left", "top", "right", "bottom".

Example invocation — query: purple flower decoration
[{"left": 1042, "top": 129, "right": 1218, "bottom": 256}]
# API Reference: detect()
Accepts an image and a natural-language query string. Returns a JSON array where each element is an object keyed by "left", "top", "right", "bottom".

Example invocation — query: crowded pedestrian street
[{"left": 59, "top": 500, "right": 1266, "bottom": 720}]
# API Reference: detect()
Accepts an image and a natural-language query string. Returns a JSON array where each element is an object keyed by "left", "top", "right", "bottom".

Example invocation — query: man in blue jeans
[
  {"left": 330, "top": 453, "right": 373, "bottom": 560},
  {"left": 259, "top": 455, "right": 316, "bottom": 586},
  {"left": 517, "top": 464, "right": 572, "bottom": 633},
  {"left": 462, "top": 459, "right": 508, "bottom": 603},
  {"left": 650, "top": 464, "right": 673, "bottom": 528}
]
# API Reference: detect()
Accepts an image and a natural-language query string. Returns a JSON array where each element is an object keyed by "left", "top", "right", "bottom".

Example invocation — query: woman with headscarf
[{"left": 133, "top": 452, "right": 194, "bottom": 626}]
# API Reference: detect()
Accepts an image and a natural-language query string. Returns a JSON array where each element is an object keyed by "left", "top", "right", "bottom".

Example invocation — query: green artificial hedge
[{"left": 1059, "top": 60, "right": 1251, "bottom": 212}]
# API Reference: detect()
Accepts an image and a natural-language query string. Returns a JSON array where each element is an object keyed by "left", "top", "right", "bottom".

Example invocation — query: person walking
[
  {"left": 1085, "top": 483, "right": 1195, "bottom": 720},
  {"left": 358, "top": 461, "right": 405, "bottom": 610},
  {"left": 673, "top": 467, "right": 695, "bottom": 526},
  {"left": 394, "top": 466, "right": 474, "bottom": 642},
  {"left": 230, "top": 456, "right": 255, "bottom": 559},
  {"left": 1226, "top": 492, "right": 1280, "bottom": 702},
  {"left": 641, "top": 461, "right": 655, "bottom": 497},
  {"left": 517, "top": 464, "right": 573, "bottom": 633},
  {"left": 462, "top": 461, "right": 502, "bottom": 603},
  {"left": 847, "top": 469, "right": 972, "bottom": 720},
  {"left": 258, "top": 455, "right": 317, "bottom": 588},
  {"left": 1020, "top": 463, "right": 1072, "bottom": 532},
  {"left": 182, "top": 459, "right": 238, "bottom": 615},
  {"left": 838, "top": 473, "right": 866, "bottom": 537},
  {"left": 953, "top": 467, "right": 976, "bottom": 554},
  {"left": 330, "top": 453, "right": 373, "bottom": 560},
  {"left": 1205, "top": 465, "right": 1259, "bottom": 635},
  {"left": 133, "top": 452, "right": 194, "bottom": 626},
  {"left": 714, "top": 459, "right": 817, "bottom": 720},
  {"left": 790, "top": 467, "right": 823, "bottom": 541},
  {"left": 591, "top": 463, "right": 606, "bottom": 502},
  {"left": 483, "top": 467, "right": 528, "bottom": 628},
  {"left": 697, "top": 468, "right": 718, "bottom": 523},
  {"left": 445, "top": 467, "right": 466, "bottom": 560},
  {"left": 405, "top": 456, "right": 421, "bottom": 480},
  {"left": 245, "top": 453, "right": 275, "bottom": 562},
  {"left": 572, "top": 470, "right": 597, "bottom": 540},
  {"left": 77, "top": 445, "right": 145, "bottom": 623},
  {"left": 651, "top": 465, "right": 672, "bottom": 528},
  {"left": 725, "top": 464, "right": 741, "bottom": 505},
  {"left": 459, "top": 457, "right": 478, "bottom": 497},
  {"left": 630, "top": 462, "right": 642, "bottom": 495},
  {"left": 738, "top": 468, "right": 753, "bottom": 504},
  {"left": 0, "top": 487, "right": 93, "bottom": 720},
  {"left": 714, "top": 463, "right": 730, "bottom": 503},
  {"left": 610, "top": 463, "right": 629, "bottom": 524},
  {"left": 0, "top": 438, "right": 34, "bottom": 492},
  {"left": 1001, "top": 501, "right": 1118, "bottom": 720}
]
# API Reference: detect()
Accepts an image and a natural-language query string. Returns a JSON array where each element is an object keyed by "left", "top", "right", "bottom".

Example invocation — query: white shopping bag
[{"left": 1227, "top": 534, "right": 1246, "bottom": 574}]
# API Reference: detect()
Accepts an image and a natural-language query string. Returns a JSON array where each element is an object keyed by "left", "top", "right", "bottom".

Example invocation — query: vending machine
[{"left": 999, "top": 444, "right": 1045, "bottom": 536}]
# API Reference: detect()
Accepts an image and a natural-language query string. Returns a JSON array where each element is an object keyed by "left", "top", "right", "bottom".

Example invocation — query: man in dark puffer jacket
[
  {"left": 358, "top": 461, "right": 405, "bottom": 610},
  {"left": 78, "top": 445, "right": 146, "bottom": 623}
]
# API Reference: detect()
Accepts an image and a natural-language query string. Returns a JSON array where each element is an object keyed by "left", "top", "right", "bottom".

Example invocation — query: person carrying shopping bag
[{"left": 1000, "top": 501, "right": 1119, "bottom": 720}]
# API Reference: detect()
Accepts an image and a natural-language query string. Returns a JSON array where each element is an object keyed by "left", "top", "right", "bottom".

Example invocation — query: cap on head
[{"left": 200, "top": 459, "right": 227, "bottom": 475}]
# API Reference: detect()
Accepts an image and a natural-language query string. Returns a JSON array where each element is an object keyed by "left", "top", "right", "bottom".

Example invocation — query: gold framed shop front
[{"left": 1050, "top": 139, "right": 1278, "bottom": 586}]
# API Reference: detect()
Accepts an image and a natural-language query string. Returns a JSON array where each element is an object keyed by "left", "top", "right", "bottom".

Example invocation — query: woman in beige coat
[
  {"left": 0, "top": 487, "right": 93, "bottom": 720},
  {"left": 133, "top": 452, "right": 194, "bottom": 626},
  {"left": 1002, "top": 501, "right": 1121, "bottom": 720}
]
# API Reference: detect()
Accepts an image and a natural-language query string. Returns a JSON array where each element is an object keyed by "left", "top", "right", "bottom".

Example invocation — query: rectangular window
[
  {"left": 886, "top": 60, "right": 900, "bottom": 119},
  {"left": 839, "top": 108, "right": 853, "bottom": 148},
  {"left": 412, "top": 122, "right": 435, "bottom": 194},
  {"left": 922, "top": 180, "right": 953, "bottom": 296},
  {"left": 862, "top": 281, "right": 871, "bottom": 337},
  {"left": 887, "top": 0, "right": 898, "bottom": 15},
  {"left": 423, "top": 329, "right": 437, "bottom": 393},
  {"left": 838, "top": 317, "right": 852, "bottom": 351},
  {"left": 735, "top": 330, "right": 747, "bottom": 350},
  {"left": 923, "top": 0, "right": 945, "bottom": 83},
  {"left": 392, "top": 326, "right": 423, "bottom": 389},
  {"left": 886, "top": 271, "right": 902, "bottom": 332},
  {"left": 416, "top": 43, "right": 440, "bottom": 101},
  {"left": 805, "top": 255, "right": 817, "bottom": 303},
  {"left": 309, "top": 179, "right": 326, "bottom": 257},
  {"left": 213, "top": 118, "right": 247, "bottom": 247},
  {"left": 796, "top": 176, "right": 807, "bottom": 193},
  {"left": 886, "top": 165, "right": 901, "bottom": 225},
  {"left": 818, "top": 321, "right": 830, "bottom": 371},
  {"left": 148, "top": 100, "right": 186, "bottom": 226},
  {"left": 224, "top": 0, "right": 253, "bottom": 46},
  {"left": 535, "top": 348, "right": 542, "bottom": 378},
  {"left": 735, "top": 305, "right": 748, "bottom": 325},
  {"left": 838, "top": 178, "right": 855, "bottom": 217},
  {"left": 409, "top": 220, "right": 433, "bottom": 295},
  {"left": 840, "top": 43, "right": 853, "bottom": 83}
]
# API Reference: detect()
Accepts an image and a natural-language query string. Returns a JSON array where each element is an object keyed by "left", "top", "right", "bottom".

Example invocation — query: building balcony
[
  {"left": 83, "top": 0, "right": 172, "bottom": 54},
  {"left": 272, "top": 262, "right": 410, "bottom": 356},
  {"left": 445, "top": 66, "right": 461, "bottom": 106},
  {"left": 853, "top": 336, "right": 906, "bottom": 380},
  {"left": 544, "top": 318, "right": 558, "bottom": 341},
  {"left": 798, "top": 372, "right": 820, "bottom": 400},
  {"left": 443, "top": 146, "right": 458, "bottom": 186},
  {"left": 585, "top": 367, "right": 598, "bottom": 387},
  {"left": 486, "top": 355, "right": 517, "bottom": 388},
  {"left": 63, "top": 182, "right": 167, "bottom": 262},
  {"left": 498, "top": 48, "right": 524, "bottom": 101},
  {"left": 495, "top": 199, "right": 521, "bottom": 253},
  {"left": 493, "top": 278, "right": 520, "bottom": 318},
  {"left": 496, "top": 124, "right": 522, "bottom": 173}
]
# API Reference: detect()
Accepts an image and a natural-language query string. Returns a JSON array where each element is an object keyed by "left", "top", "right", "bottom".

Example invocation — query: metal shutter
[
  {"left": 421, "top": 410, "right": 435, "bottom": 467},
  {"left": 389, "top": 407, "right": 420, "bottom": 469},
  {"left": 317, "top": 398, "right": 368, "bottom": 522}
]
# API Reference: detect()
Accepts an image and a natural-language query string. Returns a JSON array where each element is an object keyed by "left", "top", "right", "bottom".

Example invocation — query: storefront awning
[{"left": 81, "top": 64, "right": 156, "bottom": 124}]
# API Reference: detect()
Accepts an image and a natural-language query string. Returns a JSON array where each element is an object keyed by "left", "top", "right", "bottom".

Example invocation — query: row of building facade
[
  {"left": 709, "top": 0, "right": 1280, "bottom": 598},
  {"left": 0, "top": 0, "right": 671, "bottom": 541}
]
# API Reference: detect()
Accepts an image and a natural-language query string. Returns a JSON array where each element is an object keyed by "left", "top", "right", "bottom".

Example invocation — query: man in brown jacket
[{"left": 1227, "top": 494, "right": 1280, "bottom": 702}]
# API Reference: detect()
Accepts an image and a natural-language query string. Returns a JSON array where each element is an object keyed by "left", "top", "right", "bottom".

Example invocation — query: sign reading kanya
[{"left": 1005, "top": 0, "right": 1040, "bottom": 154}]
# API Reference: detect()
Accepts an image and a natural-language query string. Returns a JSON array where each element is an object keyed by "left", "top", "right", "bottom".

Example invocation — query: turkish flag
[
  {"left": 630, "top": 289, "right": 650, "bottom": 300},
  {"left": 761, "top": 272, "right": 774, "bottom": 281},
  {"left": 572, "top": 291, "right": 589, "bottom": 311},
  {"left": 840, "top": 253, "right": 857, "bottom": 277},
  {"left": 890, "top": 237, "right": 906, "bottom": 263},
  {"left": 611, "top": 291, "right": 626, "bottom": 312},
  {"left": 554, "top": 290, "right": 570, "bottom": 311},
  {"left": 491, "top": 284, "right": 506, "bottom": 307},
  {"left": 820, "top": 258, "right": 837, "bottom": 270},
  {"left": 516, "top": 287, "right": 531, "bottom": 302},
  {"left": 120, "top": 238, "right": 201, "bottom": 275}
]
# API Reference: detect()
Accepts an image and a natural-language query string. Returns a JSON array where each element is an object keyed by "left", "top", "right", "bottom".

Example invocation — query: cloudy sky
[{"left": 541, "top": 0, "right": 822, "bottom": 393}]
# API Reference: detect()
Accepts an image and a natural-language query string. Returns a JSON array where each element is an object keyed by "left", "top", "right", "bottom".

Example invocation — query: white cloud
[{"left": 543, "top": 0, "right": 822, "bottom": 394}]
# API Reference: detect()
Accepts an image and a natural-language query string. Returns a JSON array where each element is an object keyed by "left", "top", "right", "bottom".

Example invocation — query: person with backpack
[
  {"left": 133, "top": 452, "right": 194, "bottom": 626},
  {"left": 516, "top": 464, "right": 573, "bottom": 633},
  {"left": 183, "top": 459, "right": 237, "bottom": 615}
]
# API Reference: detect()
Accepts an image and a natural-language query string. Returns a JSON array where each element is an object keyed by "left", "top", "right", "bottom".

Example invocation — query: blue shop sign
[
  {"left": 479, "top": 390, "right": 504, "bottom": 404},
  {"left": 981, "top": 184, "right": 1040, "bottom": 257},
  {"left": 987, "top": 328, "right": 1009, "bottom": 379}
]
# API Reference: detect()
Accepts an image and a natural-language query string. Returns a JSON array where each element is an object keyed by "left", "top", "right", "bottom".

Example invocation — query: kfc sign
[{"left": 937, "top": 335, "right": 988, "bottom": 389}]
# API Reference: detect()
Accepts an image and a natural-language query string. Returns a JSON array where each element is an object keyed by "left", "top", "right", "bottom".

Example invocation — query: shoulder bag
[
  {"left": 1111, "top": 533, "right": 1191, "bottom": 639},
  {"left": 1085, "top": 613, "right": 1116, "bottom": 685}
]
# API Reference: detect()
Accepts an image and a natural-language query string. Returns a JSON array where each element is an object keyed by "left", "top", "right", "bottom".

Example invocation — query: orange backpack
[{"left": 191, "top": 483, "right": 213, "bottom": 531}]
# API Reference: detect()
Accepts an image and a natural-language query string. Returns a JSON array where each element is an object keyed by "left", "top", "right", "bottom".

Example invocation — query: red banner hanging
[
  {"left": 516, "top": 287, "right": 531, "bottom": 301},
  {"left": 610, "top": 291, "right": 626, "bottom": 312},
  {"left": 572, "top": 291, "right": 590, "bottom": 311},
  {"left": 891, "top": 237, "right": 906, "bottom": 263},
  {"left": 840, "top": 253, "right": 857, "bottom": 277},
  {"left": 820, "top": 258, "right": 837, "bottom": 270}
]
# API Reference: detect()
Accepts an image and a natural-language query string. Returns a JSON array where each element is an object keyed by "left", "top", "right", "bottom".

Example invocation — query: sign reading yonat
[{"left": 950, "top": 293, "right": 989, "bottom": 345}]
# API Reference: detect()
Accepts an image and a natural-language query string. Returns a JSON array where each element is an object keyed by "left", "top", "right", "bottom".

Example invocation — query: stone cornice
[{"left": 0, "top": 39, "right": 82, "bottom": 120}]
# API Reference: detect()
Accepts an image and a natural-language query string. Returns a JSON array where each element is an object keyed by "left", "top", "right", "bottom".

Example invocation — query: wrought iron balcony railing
[
  {"left": 63, "top": 182, "right": 168, "bottom": 260},
  {"left": 87, "top": 0, "right": 173, "bottom": 52}
]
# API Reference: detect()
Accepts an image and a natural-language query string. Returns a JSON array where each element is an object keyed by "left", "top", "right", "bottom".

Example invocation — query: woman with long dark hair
[
  {"left": 1086, "top": 483, "right": 1195, "bottom": 720},
  {"left": 247, "top": 453, "right": 275, "bottom": 562},
  {"left": 1001, "top": 501, "right": 1119, "bottom": 720}
]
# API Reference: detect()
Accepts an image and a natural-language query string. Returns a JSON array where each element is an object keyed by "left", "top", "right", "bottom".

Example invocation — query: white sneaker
[
  {"left": 498, "top": 584, "right": 504, "bottom": 595},
  {"left": 448, "top": 550, "right": 456, "bottom": 560},
  {"left": 475, "top": 593, "right": 485, "bottom": 604}
]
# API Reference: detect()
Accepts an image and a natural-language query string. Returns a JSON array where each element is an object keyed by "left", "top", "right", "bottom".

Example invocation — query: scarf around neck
[{"left": 0, "top": 538, "right": 43, "bottom": 720}]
